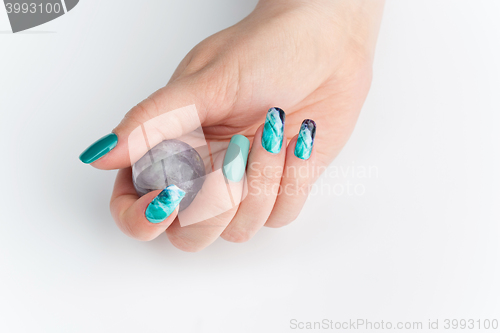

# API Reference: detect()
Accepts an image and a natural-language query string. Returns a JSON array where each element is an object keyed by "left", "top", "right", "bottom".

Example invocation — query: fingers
[
  {"left": 109, "top": 111, "right": 318, "bottom": 248},
  {"left": 110, "top": 168, "right": 180, "bottom": 241},
  {"left": 221, "top": 108, "right": 287, "bottom": 243},
  {"left": 165, "top": 148, "right": 247, "bottom": 252},
  {"left": 265, "top": 119, "right": 318, "bottom": 228},
  {"left": 79, "top": 81, "right": 211, "bottom": 170}
]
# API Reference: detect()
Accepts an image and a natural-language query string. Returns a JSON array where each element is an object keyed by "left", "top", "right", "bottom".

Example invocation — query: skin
[{"left": 90, "top": 0, "right": 385, "bottom": 251}]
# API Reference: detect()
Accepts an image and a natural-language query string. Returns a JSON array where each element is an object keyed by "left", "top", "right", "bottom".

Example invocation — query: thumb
[{"left": 79, "top": 82, "right": 209, "bottom": 170}]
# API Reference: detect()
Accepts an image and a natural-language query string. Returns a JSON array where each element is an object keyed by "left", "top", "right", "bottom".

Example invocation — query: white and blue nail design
[
  {"left": 294, "top": 119, "right": 316, "bottom": 160},
  {"left": 262, "top": 107, "right": 285, "bottom": 154},
  {"left": 145, "top": 185, "right": 186, "bottom": 223}
]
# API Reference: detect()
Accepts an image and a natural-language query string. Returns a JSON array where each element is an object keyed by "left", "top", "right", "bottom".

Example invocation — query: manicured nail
[
  {"left": 79, "top": 133, "right": 118, "bottom": 164},
  {"left": 294, "top": 119, "right": 316, "bottom": 160},
  {"left": 223, "top": 134, "right": 250, "bottom": 182},
  {"left": 145, "top": 185, "right": 186, "bottom": 223},
  {"left": 261, "top": 107, "right": 285, "bottom": 154}
]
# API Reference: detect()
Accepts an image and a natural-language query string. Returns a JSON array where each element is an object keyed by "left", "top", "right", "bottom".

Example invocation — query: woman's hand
[{"left": 79, "top": 0, "right": 385, "bottom": 251}]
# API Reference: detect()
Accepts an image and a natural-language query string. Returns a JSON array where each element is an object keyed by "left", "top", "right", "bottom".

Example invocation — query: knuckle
[
  {"left": 282, "top": 180, "right": 310, "bottom": 196},
  {"left": 257, "top": 171, "right": 280, "bottom": 187},
  {"left": 117, "top": 98, "right": 160, "bottom": 132},
  {"left": 266, "top": 214, "right": 298, "bottom": 229},
  {"left": 118, "top": 222, "right": 155, "bottom": 242},
  {"left": 135, "top": 233, "right": 156, "bottom": 242},
  {"left": 248, "top": 166, "right": 282, "bottom": 196},
  {"left": 167, "top": 232, "right": 206, "bottom": 253},
  {"left": 188, "top": 62, "right": 240, "bottom": 114},
  {"left": 221, "top": 228, "right": 252, "bottom": 243},
  {"left": 135, "top": 97, "right": 161, "bottom": 123}
]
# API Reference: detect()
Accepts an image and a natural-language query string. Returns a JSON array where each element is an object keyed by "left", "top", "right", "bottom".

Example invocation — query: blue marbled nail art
[
  {"left": 262, "top": 107, "right": 285, "bottom": 153},
  {"left": 294, "top": 119, "right": 316, "bottom": 160},
  {"left": 145, "top": 185, "right": 186, "bottom": 223}
]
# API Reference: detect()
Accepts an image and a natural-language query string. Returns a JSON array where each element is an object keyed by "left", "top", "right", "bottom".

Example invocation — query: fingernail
[
  {"left": 79, "top": 133, "right": 118, "bottom": 164},
  {"left": 145, "top": 185, "right": 186, "bottom": 224},
  {"left": 294, "top": 119, "right": 316, "bottom": 160},
  {"left": 261, "top": 107, "right": 285, "bottom": 154},
  {"left": 223, "top": 134, "right": 250, "bottom": 182}
]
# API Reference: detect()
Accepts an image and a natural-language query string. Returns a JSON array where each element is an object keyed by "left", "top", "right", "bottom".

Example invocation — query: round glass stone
[{"left": 132, "top": 139, "right": 206, "bottom": 211}]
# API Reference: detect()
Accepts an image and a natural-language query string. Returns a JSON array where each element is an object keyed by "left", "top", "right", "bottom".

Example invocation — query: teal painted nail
[
  {"left": 294, "top": 119, "right": 316, "bottom": 160},
  {"left": 79, "top": 133, "right": 118, "bottom": 164},
  {"left": 262, "top": 107, "right": 285, "bottom": 153},
  {"left": 223, "top": 134, "right": 250, "bottom": 182},
  {"left": 145, "top": 185, "right": 186, "bottom": 223}
]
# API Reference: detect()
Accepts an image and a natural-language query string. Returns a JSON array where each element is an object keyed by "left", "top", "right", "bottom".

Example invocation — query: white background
[{"left": 1, "top": 1, "right": 499, "bottom": 332}]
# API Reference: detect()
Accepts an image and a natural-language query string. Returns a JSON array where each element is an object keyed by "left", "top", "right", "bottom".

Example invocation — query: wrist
[{"left": 253, "top": 0, "right": 385, "bottom": 63}]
